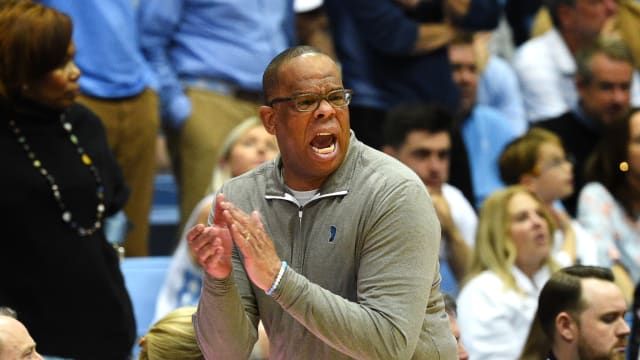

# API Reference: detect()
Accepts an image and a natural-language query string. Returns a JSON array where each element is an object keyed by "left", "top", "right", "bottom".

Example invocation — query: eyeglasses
[
  {"left": 268, "top": 89, "right": 353, "bottom": 112},
  {"left": 535, "top": 155, "right": 575, "bottom": 174}
]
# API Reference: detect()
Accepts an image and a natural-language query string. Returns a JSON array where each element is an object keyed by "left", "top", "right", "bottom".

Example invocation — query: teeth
[{"left": 312, "top": 143, "right": 335, "bottom": 154}]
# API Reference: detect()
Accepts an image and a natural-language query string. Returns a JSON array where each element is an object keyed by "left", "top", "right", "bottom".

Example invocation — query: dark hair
[
  {"left": 442, "top": 292, "right": 457, "bottom": 316},
  {"left": 520, "top": 265, "right": 614, "bottom": 359},
  {"left": 0, "top": 0, "right": 72, "bottom": 100},
  {"left": 382, "top": 102, "right": 454, "bottom": 149},
  {"left": 544, "top": 0, "right": 576, "bottom": 29},
  {"left": 499, "top": 127, "right": 562, "bottom": 185},
  {"left": 0, "top": 306, "right": 17, "bottom": 319},
  {"left": 262, "top": 45, "right": 327, "bottom": 104},
  {"left": 585, "top": 107, "right": 640, "bottom": 217},
  {"left": 576, "top": 38, "right": 634, "bottom": 87}
]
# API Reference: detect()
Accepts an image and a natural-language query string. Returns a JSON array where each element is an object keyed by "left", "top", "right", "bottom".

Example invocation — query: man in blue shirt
[
  {"left": 138, "top": 0, "right": 295, "bottom": 235},
  {"left": 323, "top": 0, "right": 502, "bottom": 150}
]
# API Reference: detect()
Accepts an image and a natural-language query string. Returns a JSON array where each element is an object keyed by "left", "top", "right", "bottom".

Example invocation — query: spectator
[
  {"left": 577, "top": 107, "right": 640, "bottom": 303},
  {"left": 512, "top": 0, "right": 628, "bottom": 123},
  {"left": 322, "top": 0, "right": 501, "bottom": 150},
  {"left": 448, "top": 32, "right": 518, "bottom": 209},
  {"left": 138, "top": 306, "right": 202, "bottom": 360},
  {"left": 39, "top": 0, "right": 160, "bottom": 257},
  {"left": 188, "top": 46, "right": 457, "bottom": 359},
  {"left": 0, "top": 2, "right": 135, "bottom": 358},
  {"left": 474, "top": 32, "right": 528, "bottom": 136},
  {"left": 535, "top": 37, "right": 635, "bottom": 216},
  {"left": 383, "top": 102, "right": 476, "bottom": 285},
  {"left": 457, "top": 185, "right": 565, "bottom": 359},
  {"left": 499, "top": 127, "right": 599, "bottom": 266},
  {"left": 0, "top": 310, "right": 43, "bottom": 360},
  {"left": 138, "top": 0, "right": 295, "bottom": 237},
  {"left": 443, "top": 293, "right": 470, "bottom": 360},
  {"left": 154, "top": 116, "right": 278, "bottom": 321},
  {"left": 520, "top": 265, "right": 629, "bottom": 360}
]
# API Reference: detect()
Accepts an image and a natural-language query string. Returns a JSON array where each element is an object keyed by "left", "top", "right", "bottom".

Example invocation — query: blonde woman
[
  {"left": 499, "top": 127, "right": 599, "bottom": 266},
  {"left": 457, "top": 186, "right": 566, "bottom": 360},
  {"left": 138, "top": 306, "right": 202, "bottom": 360},
  {"left": 155, "top": 116, "right": 278, "bottom": 320}
]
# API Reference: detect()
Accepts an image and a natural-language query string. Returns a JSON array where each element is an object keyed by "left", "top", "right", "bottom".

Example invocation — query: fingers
[{"left": 213, "top": 193, "right": 227, "bottom": 226}]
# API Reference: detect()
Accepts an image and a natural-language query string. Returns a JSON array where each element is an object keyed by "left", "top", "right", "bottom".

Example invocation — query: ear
[
  {"left": 381, "top": 145, "right": 397, "bottom": 157},
  {"left": 259, "top": 105, "right": 277, "bottom": 135},
  {"left": 520, "top": 172, "right": 537, "bottom": 187},
  {"left": 556, "top": 312, "right": 577, "bottom": 342},
  {"left": 556, "top": 4, "right": 573, "bottom": 30},
  {"left": 576, "top": 73, "right": 588, "bottom": 93}
]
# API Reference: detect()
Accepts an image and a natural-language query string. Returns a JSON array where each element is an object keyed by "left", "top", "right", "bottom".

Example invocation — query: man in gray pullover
[{"left": 188, "top": 45, "right": 457, "bottom": 359}]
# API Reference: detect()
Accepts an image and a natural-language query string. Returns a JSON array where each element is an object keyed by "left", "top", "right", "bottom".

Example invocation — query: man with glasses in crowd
[{"left": 187, "top": 46, "right": 457, "bottom": 359}]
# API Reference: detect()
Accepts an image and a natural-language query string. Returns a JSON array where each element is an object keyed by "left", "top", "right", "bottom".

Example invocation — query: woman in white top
[
  {"left": 457, "top": 185, "right": 565, "bottom": 360},
  {"left": 499, "top": 127, "right": 599, "bottom": 266},
  {"left": 154, "top": 116, "right": 279, "bottom": 321}
]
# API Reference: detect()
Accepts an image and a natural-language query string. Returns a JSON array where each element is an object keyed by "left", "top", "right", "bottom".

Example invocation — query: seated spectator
[
  {"left": 382, "top": 102, "right": 476, "bottom": 285},
  {"left": 499, "top": 127, "right": 598, "bottom": 266},
  {"left": 535, "top": 37, "right": 635, "bottom": 216},
  {"left": 519, "top": 265, "right": 629, "bottom": 360},
  {"left": 577, "top": 107, "right": 640, "bottom": 303},
  {"left": 443, "top": 293, "right": 469, "bottom": 360},
  {"left": 473, "top": 32, "right": 528, "bottom": 136},
  {"left": 138, "top": 306, "right": 202, "bottom": 360},
  {"left": 628, "top": 277, "right": 640, "bottom": 358},
  {"left": 155, "top": 116, "right": 278, "bottom": 321},
  {"left": 512, "top": 0, "right": 629, "bottom": 123},
  {"left": 448, "top": 32, "right": 518, "bottom": 209},
  {"left": 0, "top": 307, "right": 43, "bottom": 360},
  {"left": 457, "top": 185, "right": 566, "bottom": 359},
  {"left": 322, "top": 0, "right": 501, "bottom": 149}
]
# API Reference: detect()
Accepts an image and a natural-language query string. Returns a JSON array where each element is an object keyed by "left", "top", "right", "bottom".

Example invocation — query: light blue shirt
[
  {"left": 477, "top": 55, "right": 527, "bottom": 135},
  {"left": 40, "top": 0, "right": 156, "bottom": 98},
  {"left": 462, "top": 105, "right": 518, "bottom": 209},
  {"left": 138, "top": 0, "right": 295, "bottom": 128}
]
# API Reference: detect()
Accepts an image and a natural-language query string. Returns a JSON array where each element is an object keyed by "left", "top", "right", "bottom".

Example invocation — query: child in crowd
[{"left": 499, "top": 127, "right": 598, "bottom": 266}]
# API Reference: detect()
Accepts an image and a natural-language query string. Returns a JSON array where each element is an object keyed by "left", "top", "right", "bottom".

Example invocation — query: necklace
[{"left": 8, "top": 111, "right": 105, "bottom": 236}]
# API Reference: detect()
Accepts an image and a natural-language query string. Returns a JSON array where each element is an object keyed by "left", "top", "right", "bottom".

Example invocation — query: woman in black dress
[{"left": 0, "top": 2, "right": 135, "bottom": 358}]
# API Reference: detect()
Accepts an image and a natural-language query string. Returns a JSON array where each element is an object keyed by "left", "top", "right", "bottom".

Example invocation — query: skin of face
[
  {"left": 388, "top": 130, "right": 450, "bottom": 193},
  {"left": 508, "top": 192, "right": 551, "bottom": 275},
  {"left": 574, "top": 278, "right": 629, "bottom": 360},
  {"left": 448, "top": 43, "right": 478, "bottom": 114},
  {"left": 446, "top": 310, "right": 469, "bottom": 360},
  {"left": 578, "top": 53, "right": 633, "bottom": 126},
  {"left": 0, "top": 316, "right": 42, "bottom": 360},
  {"left": 626, "top": 111, "right": 640, "bottom": 181},
  {"left": 530, "top": 142, "right": 574, "bottom": 203},
  {"left": 260, "top": 53, "right": 350, "bottom": 191},
  {"left": 227, "top": 125, "right": 279, "bottom": 178},
  {"left": 566, "top": 0, "right": 618, "bottom": 40},
  {"left": 23, "top": 43, "right": 81, "bottom": 110}
]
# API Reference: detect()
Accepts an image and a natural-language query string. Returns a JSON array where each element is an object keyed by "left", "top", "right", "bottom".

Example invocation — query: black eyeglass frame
[{"left": 268, "top": 88, "right": 353, "bottom": 112}]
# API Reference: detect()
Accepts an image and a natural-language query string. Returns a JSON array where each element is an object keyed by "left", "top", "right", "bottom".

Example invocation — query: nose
[
  {"left": 612, "top": 87, "right": 629, "bottom": 105},
  {"left": 68, "top": 61, "right": 81, "bottom": 81},
  {"left": 459, "top": 346, "right": 469, "bottom": 360},
  {"left": 605, "top": 0, "right": 618, "bottom": 16},
  {"left": 619, "top": 317, "right": 631, "bottom": 335},
  {"left": 314, "top": 98, "right": 336, "bottom": 120},
  {"left": 531, "top": 211, "right": 546, "bottom": 228}
]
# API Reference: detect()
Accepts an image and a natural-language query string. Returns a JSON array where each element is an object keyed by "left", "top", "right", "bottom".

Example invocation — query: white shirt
[
  {"left": 440, "top": 183, "right": 478, "bottom": 259},
  {"left": 457, "top": 265, "right": 552, "bottom": 360}
]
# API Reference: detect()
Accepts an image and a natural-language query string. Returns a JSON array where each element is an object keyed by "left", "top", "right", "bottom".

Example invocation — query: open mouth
[{"left": 311, "top": 133, "right": 336, "bottom": 155}]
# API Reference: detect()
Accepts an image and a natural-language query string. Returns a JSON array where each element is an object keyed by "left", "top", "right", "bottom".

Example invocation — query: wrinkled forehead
[{"left": 277, "top": 54, "right": 343, "bottom": 93}]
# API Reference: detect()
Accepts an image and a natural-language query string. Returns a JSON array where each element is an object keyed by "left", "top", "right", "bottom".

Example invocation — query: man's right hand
[{"left": 187, "top": 194, "right": 234, "bottom": 279}]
